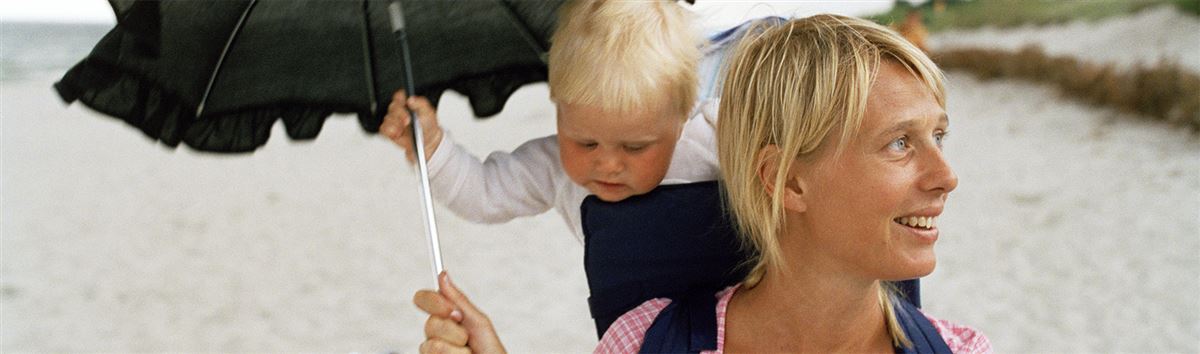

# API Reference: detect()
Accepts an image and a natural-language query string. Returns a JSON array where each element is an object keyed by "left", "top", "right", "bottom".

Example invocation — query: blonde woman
[{"left": 413, "top": 14, "right": 991, "bottom": 353}]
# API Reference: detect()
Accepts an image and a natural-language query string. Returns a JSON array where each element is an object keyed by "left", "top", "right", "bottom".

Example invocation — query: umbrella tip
[{"left": 388, "top": 1, "right": 406, "bottom": 32}]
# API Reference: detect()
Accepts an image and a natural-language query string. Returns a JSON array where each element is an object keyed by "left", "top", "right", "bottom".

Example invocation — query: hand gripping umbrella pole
[{"left": 389, "top": 0, "right": 444, "bottom": 282}]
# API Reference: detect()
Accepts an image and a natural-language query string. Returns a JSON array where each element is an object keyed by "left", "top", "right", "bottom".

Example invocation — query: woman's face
[{"left": 792, "top": 61, "right": 957, "bottom": 281}]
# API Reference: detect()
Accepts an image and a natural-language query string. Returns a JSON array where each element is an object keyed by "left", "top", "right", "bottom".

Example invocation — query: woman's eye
[
  {"left": 934, "top": 131, "right": 948, "bottom": 148},
  {"left": 887, "top": 136, "right": 908, "bottom": 152}
]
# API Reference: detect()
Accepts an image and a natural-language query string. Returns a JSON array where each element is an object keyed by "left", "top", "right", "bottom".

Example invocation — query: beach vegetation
[
  {"left": 869, "top": 0, "right": 1198, "bottom": 32},
  {"left": 934, "top": 46, "right": 1200, "bottom": 131}
]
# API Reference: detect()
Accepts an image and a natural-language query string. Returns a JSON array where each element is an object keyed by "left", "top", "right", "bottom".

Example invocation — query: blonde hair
[
  {"left": 548, "top": 0, "right": 700, "bottom": 117},
  {"left": 716, "top": 15, "right": 946, "bottom": 348}
]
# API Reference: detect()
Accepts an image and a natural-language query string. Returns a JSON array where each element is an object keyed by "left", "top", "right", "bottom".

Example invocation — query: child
[{"left": 380, "top": 0, "right": 713, "bottom": 241}]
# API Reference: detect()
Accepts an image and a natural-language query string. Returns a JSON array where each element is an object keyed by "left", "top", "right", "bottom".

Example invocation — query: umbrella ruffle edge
[{"left": 54, "top": 58, "right": 373, "bottom": 153}]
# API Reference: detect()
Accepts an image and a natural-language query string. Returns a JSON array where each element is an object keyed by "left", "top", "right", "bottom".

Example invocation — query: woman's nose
[{"left": 921, "top": 148, "right": 958, "bottom": 194}]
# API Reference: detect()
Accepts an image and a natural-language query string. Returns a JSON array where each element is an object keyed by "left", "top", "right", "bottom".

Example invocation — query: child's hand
[
  {"left": 381, "top": 90, "right": 444, "bottom": 163},
  {"left": 413, "top": 272, "right": 507, "bottom": 354}
]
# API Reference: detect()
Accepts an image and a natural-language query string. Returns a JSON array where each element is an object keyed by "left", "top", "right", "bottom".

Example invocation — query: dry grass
[
  {"left": 869, "top": 0, "right": 1193, "bottom": 33},
  {"left": 934, "top": 46, "right": 1200, "bottom": 131}
]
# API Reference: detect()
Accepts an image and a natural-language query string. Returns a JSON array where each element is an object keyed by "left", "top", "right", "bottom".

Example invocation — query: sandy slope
[
  {"left": 2, "top": 81, "right": 595, "bottom": 351},
  {"left": 926, "top": 6, "right": 1199, "bottom": 352},
  {"left": 934, "top": 6, "right": 1200, "bottom": 73},
  {"left": 3, "top": 5, "right": 1198, "bottom": 353}
]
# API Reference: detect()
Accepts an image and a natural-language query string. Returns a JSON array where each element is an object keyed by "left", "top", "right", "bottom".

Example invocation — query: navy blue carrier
[
  {"left": 581, "top": 181, "right": 750, "bottom": 338},
  {"left": 580, "top": 181, "right": 922, "bottom": 338},
  {"left": 637, "top": 290, "right": 951, "bottom": 354}
]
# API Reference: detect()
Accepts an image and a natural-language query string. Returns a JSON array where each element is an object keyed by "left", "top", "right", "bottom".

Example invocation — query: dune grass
[
  {"left": 935, "top": 46, "right": 1200, "bottom": 131},
  {"left": 868, "top": 0, "right": 1197, "bottom": 32}
]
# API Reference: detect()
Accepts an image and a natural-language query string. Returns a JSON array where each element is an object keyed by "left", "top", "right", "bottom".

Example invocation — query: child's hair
[
  {"left": 548, "top": 0, "right": 700, "bottom": 117},
  {"left": 716, "top": 14, "right": 946, "bottom": 348}
]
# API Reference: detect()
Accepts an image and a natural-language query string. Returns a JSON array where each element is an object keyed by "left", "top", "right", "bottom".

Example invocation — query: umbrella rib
[
  {"left": 196, "top": 0, "right": 259, "bottom": 118},
  {"left": 493, "top": 0, "right": 548, "bottom": 63},
  {"left": 360, "top": 0, "right": 378, "bottom": 116}
]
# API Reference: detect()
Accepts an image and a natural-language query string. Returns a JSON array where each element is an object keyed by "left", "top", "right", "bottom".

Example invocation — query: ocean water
[{"left": 1, "top": 22, "right": 112, "bottom": 82}]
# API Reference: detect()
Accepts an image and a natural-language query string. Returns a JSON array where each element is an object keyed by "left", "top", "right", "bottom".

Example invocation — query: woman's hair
[
  {"left": 548, "top": 0, "right": 700, "bottom": 117},
  {"left": 716, "top": 14, "right": 946, "bottom": 347}
]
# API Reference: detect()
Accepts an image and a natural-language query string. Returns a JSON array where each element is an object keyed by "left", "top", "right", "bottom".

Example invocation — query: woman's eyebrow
[{"left": 877, "top": 113, "right": 950, "bottom": 138}]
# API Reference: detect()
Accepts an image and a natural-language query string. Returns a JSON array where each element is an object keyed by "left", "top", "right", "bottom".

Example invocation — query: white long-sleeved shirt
[{"left": 426, "top": 104, "right": 719, "bottom": 243}]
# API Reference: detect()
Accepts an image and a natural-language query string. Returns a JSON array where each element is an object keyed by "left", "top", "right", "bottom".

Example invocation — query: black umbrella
[
  {"left": 55, "top": 0, "right": 564, "bottom": 279},
  {"left": 55, "top": 0, "right": 561, "bottom": 152}
]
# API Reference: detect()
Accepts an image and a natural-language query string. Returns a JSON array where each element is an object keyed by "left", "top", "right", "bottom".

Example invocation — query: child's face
[{"left": 556, "top": 102, "right": 685, "bottom": 202}]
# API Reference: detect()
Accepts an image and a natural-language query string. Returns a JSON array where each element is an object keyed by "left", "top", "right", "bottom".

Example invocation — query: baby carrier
[
  {"left": 580, "top": 181, "right": 923, "bottom": 338},
  {"left": 636, "top": 289, "right": 950, "bottom": 354}
]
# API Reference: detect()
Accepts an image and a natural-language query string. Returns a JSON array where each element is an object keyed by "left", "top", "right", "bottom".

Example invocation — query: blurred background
[{"left": 2, "top": 0, "right": 1197, "bottom": 352}]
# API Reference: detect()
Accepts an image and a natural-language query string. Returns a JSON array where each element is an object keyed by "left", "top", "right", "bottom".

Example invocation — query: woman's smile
[{"left": 892, "top": 215, "right": 940, "bottom": 244}]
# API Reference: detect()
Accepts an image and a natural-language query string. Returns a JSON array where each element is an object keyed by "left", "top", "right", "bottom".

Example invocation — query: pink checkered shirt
[{"left": 594, "top": 284, "right": 992, "bottom": 354}]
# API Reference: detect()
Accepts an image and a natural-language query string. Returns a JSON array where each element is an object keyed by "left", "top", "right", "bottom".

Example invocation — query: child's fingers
[
  {"left": 380, "top": 116, "right": 405, "bottom": 140},
  {"left": 381, "top": 102, "right": 411, "bottom": 140},
  {"left": 424, "top": 316, "right": 469, "bottom": 346},
  {"left": 382, "top": 91, "right": 440, "bottom": 164},
  {"left": 407, "top": 96, "right": 439, "bottom": 126},
  {"left": 406, "top": 96, "right": 434, "bottom": 115}
]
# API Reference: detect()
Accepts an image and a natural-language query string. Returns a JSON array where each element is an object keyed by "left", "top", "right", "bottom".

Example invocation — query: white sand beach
[{"left": 2, "top": 5, "right": 1198, "bottom": 353}]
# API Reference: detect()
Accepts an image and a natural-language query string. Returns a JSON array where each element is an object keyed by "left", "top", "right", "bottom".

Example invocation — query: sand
[
  {"left": 923, "top": 6, "right": 1200, "bottom": 352},
  {"left": 2, "top": 5, "right": 1198, "bottom": 353}
]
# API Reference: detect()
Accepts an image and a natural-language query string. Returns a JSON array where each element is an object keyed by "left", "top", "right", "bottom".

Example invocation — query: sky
[
  {"left": 0, "top": 0, "right": 896, "bottom": 27},
  {"left": 1, "top": 0, "right": 116, "bottom": 24},
  {"left": 690, "top": 1, "right": 894, "bottom": 30}
]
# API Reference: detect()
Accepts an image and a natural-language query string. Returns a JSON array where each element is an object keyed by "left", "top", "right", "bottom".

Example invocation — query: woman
[{"left": 413, "top": 14, "right": 991, "bottom": 353}]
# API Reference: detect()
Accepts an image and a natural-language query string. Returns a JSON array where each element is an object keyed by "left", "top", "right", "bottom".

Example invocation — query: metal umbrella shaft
[{"left": 389, "top": 0, "right": 444, "bottom": 282}]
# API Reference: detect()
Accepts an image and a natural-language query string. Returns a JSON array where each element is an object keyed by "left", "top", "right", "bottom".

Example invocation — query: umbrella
[
  {"left": 54, "top": 0, "right": 564, "bottom": 279},
  {"left": 55, "top": 0, "right": 560, "bottom": 152}
]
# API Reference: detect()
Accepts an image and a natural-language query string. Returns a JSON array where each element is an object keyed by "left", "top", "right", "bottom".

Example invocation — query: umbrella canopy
[{"left": 55, "top": 0, "right": 562, "bottom": 152}]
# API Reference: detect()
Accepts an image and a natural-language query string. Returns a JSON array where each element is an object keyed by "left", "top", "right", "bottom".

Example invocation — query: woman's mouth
[
  {"left": 893, "top": 216, "right": 937, "bottom": 229},
  {"left": 893, "top": 215, "right": 939, "bottom": 243}
]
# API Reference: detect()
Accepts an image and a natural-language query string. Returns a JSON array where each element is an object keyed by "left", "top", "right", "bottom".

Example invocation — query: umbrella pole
[{"left": 389, "top": 0, "right": 444, "bottom": 282}]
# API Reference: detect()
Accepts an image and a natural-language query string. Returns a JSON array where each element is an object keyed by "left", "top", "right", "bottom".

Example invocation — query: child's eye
[
  {"left": 887, "top": 136, "right": 908, "bottom": 152},
  {"left": 623, "top": 144, "right": 647, "bottom": 152},
  {"left": 578, "top": 141, "right": 598, "bottom": 150}
]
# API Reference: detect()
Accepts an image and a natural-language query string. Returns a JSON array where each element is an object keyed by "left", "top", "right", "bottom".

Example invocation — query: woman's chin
[{"left": 881, "top": 251, "right": 937, "bottom": 280}]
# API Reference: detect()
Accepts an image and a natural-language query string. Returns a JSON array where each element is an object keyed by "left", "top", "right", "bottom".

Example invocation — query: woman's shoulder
[
  {"left": 921, "top": 312, "right": 994, "bottom": 354},
  {"left": 594, "top": 285, "right": 738, "bottom": 354},
  {"left": 594, "top": 298, "right": 674, "bottom": 354}
]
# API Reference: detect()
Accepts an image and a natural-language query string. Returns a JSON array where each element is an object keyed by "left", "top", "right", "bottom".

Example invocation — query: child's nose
[{"left": 594, "top": 152, "right": 623, "bottom": 174}]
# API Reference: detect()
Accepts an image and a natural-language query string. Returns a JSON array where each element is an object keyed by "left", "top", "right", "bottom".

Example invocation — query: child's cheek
[
  {"left": 632, "top": 147, "right": 675, "bottom": 192},
  {"left": 558, "top": 144, "right": 591, "bottom": 186}
]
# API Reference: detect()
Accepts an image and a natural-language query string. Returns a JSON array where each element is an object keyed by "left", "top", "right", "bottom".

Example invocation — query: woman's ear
[
  {"left": 757, "top": 145, "right": 808, "bottom": 213},
  {"left": 782, "top": 174, "right": 807, "bottom": 213},
  {"left": 756, "top": 145, "right": 782, "bottom": 197}
]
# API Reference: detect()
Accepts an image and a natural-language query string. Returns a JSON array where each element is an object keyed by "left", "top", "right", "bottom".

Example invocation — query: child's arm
[
  {"left": 425, "top": 135, "right": 560, "bottom": 223},
  {"left": 380, "top": 91, "right": 558, "bottom": 224}
]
